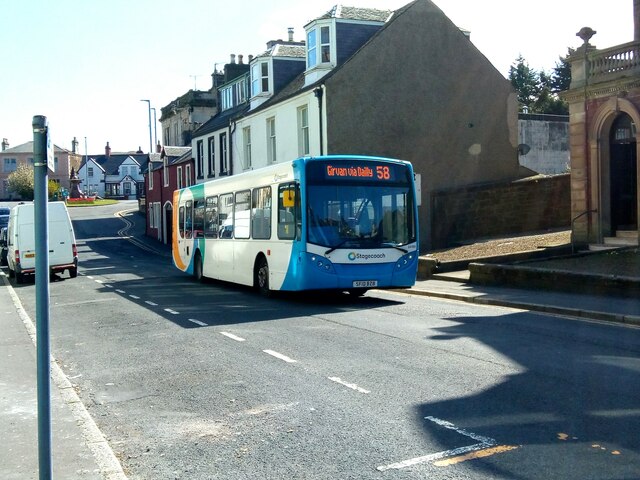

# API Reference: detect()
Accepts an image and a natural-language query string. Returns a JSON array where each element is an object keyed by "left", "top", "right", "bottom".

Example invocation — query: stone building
[{"left": 564, "top": 0, "right": 640, "bottom": 246}]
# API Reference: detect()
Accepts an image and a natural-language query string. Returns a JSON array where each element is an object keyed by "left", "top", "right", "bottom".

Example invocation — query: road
[{"left": 10, "top": 202, "right": 640, "bottom": 479}]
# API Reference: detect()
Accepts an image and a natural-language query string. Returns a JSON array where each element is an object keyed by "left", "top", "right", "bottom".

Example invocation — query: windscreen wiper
[{"left": 325, "top": 239, "right": 351, "bottom": 255}]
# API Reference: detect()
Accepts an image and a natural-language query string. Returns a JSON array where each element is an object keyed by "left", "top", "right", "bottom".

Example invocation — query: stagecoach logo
[
  {"left": 348, "top": 252, "right": 386, "bottom": 261},
  {"left": 273, "top": 173, "right": 289, "bottom": 182}
]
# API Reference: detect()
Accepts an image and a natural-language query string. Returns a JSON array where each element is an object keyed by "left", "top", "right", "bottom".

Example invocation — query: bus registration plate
[{"left": 353, "top": 280, "right": 377, "bottom": 288}]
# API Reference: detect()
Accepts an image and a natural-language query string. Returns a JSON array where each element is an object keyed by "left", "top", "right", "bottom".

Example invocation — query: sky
[{"left": 0, "top": 0, "right": 633, "bottom": 156}]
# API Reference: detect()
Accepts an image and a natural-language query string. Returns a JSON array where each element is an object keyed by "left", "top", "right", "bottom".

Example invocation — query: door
[{"left": 610, "top": 114, "right": 638, "bottom": 231}]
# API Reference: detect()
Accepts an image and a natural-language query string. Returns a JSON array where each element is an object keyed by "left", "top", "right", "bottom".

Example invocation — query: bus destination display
[{"left": 324, "top": 163, "right": 396, "bottom": 182}]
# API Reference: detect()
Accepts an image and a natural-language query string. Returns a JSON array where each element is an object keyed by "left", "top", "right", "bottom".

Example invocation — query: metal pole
[
  {"left": 84, "top": 137, "right": 88, "bottom": 196},
  {"left": 32, "top": 114, "right": 52, "bottom": 480},
  {"left": 141, "top": 99, "right": 152, "bottom": 153}
]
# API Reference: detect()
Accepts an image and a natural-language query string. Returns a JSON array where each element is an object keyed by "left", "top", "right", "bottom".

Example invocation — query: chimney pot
[
  {"left": 238, "top": 54, "right": 243, "bottom": 64},
  {"left": 105, "top": 141, "right": 111, "bottom": 157},
  {"left": 288, "top": 27, "right": 294, "bottom": 42},
  {"left": 2, "top": 138, "right": 9, "bottom": 151},
  {"left": 248, "top": 54, "right": 254, "bottom": 63},
  {"left": 230, "top": 54, "right": 236, "bottom": 64}
]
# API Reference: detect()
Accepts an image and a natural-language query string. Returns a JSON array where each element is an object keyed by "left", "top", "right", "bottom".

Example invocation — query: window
[
  {"left": 204, "top": 196, "right": 218, "bottom": 238},
  {"left": 88, "top": 167, "right": 94, "bottom": 176},
  {"left": 185, "top": 164, "right": 192, "bottom": 187},
  {"left": 163, "top": 158, "right": 169, "bottom": 187},
  {"left": 298, "top": 106, "right": 310, "bottom": 156},
  {"left": 320, "top": 26, "right": 331, "bottom": 63},
  {"left": 194, "top": 199, "right": 205, "bottom": 238},
  {"left": 149, "top": 166, "right": 154, "bottom": 190},
  {"left": 184, "top": 200, "right": 193, "bottom": 238},
  {"left": 251, "top": 61, "right": 269, "bottom": 96},
  {"left": 124, "top": 182, "right": 131, "bottom": 195},
  {"left": 234, "top": 190, "right": 251, "bottom": 239},
  {"left": 307, "top": 29, "right": 317, "bottom": 68},
  {"left": 208, "top": 136, "right": 215, "bottom": 178},
  {"left": 220, "top": 133, "right": 228, "bottom": 174},
  {"left": 243, "top": 127, "right": 252, "bottom": 169},
  {"left": 196, "top": 140, "right": 204, "bottom": 179},
  {"left": 267, "top": 117, "right": 276, "bottom": 163},
  {"left": 278, "top": 183, "right": 299, "bottom": 240},
  {"left": 164, "top": 127, "right": 170, "bottom": 146},
  {"left": 252, "top": 186, "right": 272, "bottom": 239},
  {"left": 3, "top": 158, "right": 16, "bottom": 173},
  {"left": 218, "top": 193, "right": 233, "bottom": 238},
  {"left": 177, "top": 166, "right": 183, "bottom": 189}
]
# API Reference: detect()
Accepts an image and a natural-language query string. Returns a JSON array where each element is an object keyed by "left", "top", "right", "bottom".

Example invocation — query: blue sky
[{"left": 0, "top": 0, "right": 632, "bottom": 155}]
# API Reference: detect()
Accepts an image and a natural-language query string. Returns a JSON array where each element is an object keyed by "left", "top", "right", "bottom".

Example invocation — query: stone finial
[{"left": 576, "top": 26, "right": 597, "bottom": 45}]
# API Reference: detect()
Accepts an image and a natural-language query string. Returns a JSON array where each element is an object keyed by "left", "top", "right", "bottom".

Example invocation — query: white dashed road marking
[
  {"left": 328, "top": 376, "right": 370, "bottom": 394},
  {"left": 263, "top": 350, "right": 297, "bottom": 363},
  {"left": 220, "top": 332, "right": 246, "bottom": 342},
  {"left": 164, "top": 308, "right": 180, "bottom": 315},
  {"left": 188, "top": 319, "right": 208, "bottom": 327}
]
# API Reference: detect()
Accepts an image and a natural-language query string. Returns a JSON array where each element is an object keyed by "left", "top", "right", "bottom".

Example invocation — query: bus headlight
[
  {"left": 307, "top": 253, "right": 335, "bottom": 273},
  {"left": 396, "top": 253, "right": 415, "bottom": 270}
]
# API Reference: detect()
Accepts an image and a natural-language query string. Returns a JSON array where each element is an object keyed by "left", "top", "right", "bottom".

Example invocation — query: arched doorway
[{"left": 609, "top": 113, "right": 638, "bottom": 233}]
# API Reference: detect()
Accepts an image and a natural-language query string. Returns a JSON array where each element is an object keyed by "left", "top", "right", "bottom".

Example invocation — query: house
[
  {"left": 190, "top": 1, "right": 523, "bottom": 251},
  {"left": 77, "top": 143, "right": 149, "bottom": 199},
  {"left": 144, "top": 146, "right": 192, "bottom": 243},
  {"left": 159, "top": 85, "right": 220, "bottom": 147},
  {"left": 563, "top": 0, "right": 639, "bottom": 247},
  {"left": 0, "top": 138, "right": 82, "bottom": 199}
]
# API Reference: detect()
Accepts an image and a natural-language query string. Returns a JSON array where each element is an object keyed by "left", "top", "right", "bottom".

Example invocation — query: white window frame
[
  {"left": 297, "top": 105, "right": 310, "bottom": 156},
  {"left": 177, "top": 165, "right": 183, "bottom": 190},
  {"left": 208, "top": 136, "right": 215, "bottom": 177},
  {"left": 251, "top": 61, "right": 270, "bottom": 97},
  {"left": 267, "top": 117, "right": 277, "bottom": 164},
  {"left": 243, "top": 127, "right": 252, "bottom": 169},
  {"left": 185, "top": 164, "right": 192, "bottom": 187}
]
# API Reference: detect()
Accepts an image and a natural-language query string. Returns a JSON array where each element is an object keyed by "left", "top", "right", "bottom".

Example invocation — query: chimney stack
[
  {"left": 288, "top": 27, "right": 294, "bottom": 42},
  {"left": 156, "top": 141, "right": 162, "bottom": 153},
  {"left": 72, "top": 137, "right": 79, "bottom": 154},
  {"left": 1, "top": 138, "right": 8, "bottom": 151},
  {"left": 230, "top": 54, "right": 236, "bottom": 64},
  {"left": 105, "top": 141, "right": 111, "bottom": 157}
]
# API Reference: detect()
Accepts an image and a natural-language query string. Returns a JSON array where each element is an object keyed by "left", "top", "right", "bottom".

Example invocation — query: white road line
[
  {"left": 86, "top": 275, "right": 94, "bottom": 279},
  {"left": 164, "top": 308, "right": 179, "bottom": 315},
  {"left": 115, "top": 289, "right": 125, "bottom": 294},
  {"left": 129, "top": 295, "right": 140, "bottom": 300},
  {"left": 188, "top": 318, "right": 208, "bottom": 327},
  {"left": 263, "top": 350, "right": 297, "bottom": 363},
  {"left": 220, "top": 332, "right": 246, "bottom": 342},
  {"left": 104, "top": 284, "right": 113, "bottom": 288},
  {"left": 145, "top": 300, "right": 158, "bottom": 306},
  {"left": 94, "top": 279, "right": 104, "bottom": 284},
  {"left": 376, "top": 416, "right": 496, "bottom": 471},
  {"left": 328, "top": 376, "right": 370, "bottom": 394}
]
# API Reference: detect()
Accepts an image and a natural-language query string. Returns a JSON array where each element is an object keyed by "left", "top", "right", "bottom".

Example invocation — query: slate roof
[
  {"left": 255, "top": 43, "right": 306, "bottom": 59},
  {"left": 1, "top": 140, "right": 72, "bottom": 154},
  {"left": 80, "top": 153, "right": 149, "bottom": 176},
  {"left": 148, "top": 147, "right": 192, "bottom": 172},
  {"left": 314, "top": 5, "right": 393, "bottom": 23},
  {"left": 193, "top": 104, "right": 250, "bottom": 138}
]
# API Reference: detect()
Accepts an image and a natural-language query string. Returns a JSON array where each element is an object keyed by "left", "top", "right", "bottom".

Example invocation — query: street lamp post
[
  {"left": 140, "top": 99, "right": 152, "bottom": 153},
  {"left": 151, "top": 107, "right": 158, "bottom": 150}
]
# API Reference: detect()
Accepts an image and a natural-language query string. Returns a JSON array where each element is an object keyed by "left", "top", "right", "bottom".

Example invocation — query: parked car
[{"left": 0, "top": 227, "right": 7, "bottom": 266}]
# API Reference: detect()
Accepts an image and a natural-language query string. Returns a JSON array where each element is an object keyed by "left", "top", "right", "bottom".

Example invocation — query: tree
[
  {"left": 7, "top": 164, "right": 34, "bottom": 200},
  {"left": 6, "top": 165, "right": 62, "bottom": 200},
  {"left": 508, "top": 51, "right": 572, "bottom": 115}
]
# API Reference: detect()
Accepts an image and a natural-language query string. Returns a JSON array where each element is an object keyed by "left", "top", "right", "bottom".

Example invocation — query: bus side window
[
  {"left": 252, "top": 186, "right": 272, "bottom": 240},
  {"left": 218, "top": 193, "right": 234, "bottom": 238},
  {"left": 178, "top": 206, "right": 185, "bottom": 239},
  {"left": 194, "top": 199, "right": 205, "bottom": 238},
  {"left": 278, "top": 183, "right": 298, "bottom": 240},
  {"left": 204, "top": 196, "right": 218, "bottom": 238},
  {"left": 184, "top": 200, "right": 193, "bottom": 239}
]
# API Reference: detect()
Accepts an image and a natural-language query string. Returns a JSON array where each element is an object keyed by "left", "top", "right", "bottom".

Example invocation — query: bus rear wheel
[
  {"left": 256, "top": 257, "right": 270, "bottom": 297},
  {"left": 194, "top": 252, "right": 204, "bottom": 282}
]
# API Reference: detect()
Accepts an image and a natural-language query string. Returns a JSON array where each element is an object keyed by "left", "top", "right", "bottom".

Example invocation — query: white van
[{"left": 6, "top": 202, "right": 78, "bottom": 283}]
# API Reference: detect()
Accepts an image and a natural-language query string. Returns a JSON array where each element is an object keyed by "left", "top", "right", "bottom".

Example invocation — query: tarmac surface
[{"left": 1, "top": 207, "right": 639, "bottom": 479}]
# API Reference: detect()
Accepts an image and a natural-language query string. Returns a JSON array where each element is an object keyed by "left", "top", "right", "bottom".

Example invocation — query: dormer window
[
  {"left": 307, "top": 25, "right": 331, "bottom": 68},
  {"left": 251, "top": 61, "right": 270, "bottom": 96}
]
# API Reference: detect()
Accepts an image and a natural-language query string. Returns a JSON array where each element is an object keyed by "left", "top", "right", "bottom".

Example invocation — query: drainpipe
[
  {"left": 314, "top": 86, "right": 324, "bottom": 156},
  {"left": 229, "top": 121, "right": 236, "bottom": 175}
]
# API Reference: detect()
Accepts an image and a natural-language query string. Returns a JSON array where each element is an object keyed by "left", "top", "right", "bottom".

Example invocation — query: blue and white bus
[{"left": 172, "top": 155, "right": 418, "bottom": 296}]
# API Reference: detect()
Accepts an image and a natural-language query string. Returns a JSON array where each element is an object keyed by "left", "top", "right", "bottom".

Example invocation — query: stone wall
[
  {"left": 518, "top": 114, "right": 570, "bottom": 174},
  {"left": 429, "top": 174, "right": 570, "bottom": 249}
]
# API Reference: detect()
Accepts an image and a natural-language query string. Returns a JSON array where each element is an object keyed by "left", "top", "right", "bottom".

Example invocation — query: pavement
[{"left": 1, "top": 207, "right": 639, "bottom": 479}]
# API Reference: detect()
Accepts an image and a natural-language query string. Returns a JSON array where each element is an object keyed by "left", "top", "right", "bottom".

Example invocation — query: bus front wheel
[{"left": 256, "top": 257, "right": 271, "bottom": 297}]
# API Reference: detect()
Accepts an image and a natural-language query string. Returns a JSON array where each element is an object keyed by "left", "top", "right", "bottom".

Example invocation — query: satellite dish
[{"left": 518, "top": 144, "right": 531, "bottom": 155}]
